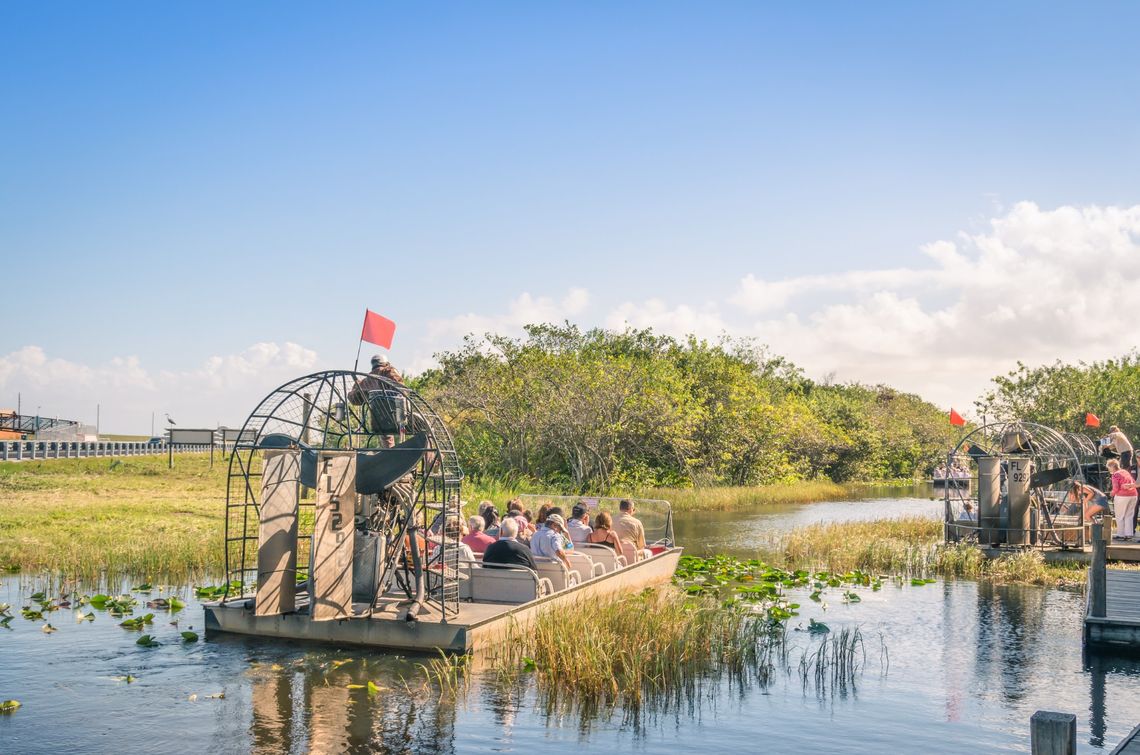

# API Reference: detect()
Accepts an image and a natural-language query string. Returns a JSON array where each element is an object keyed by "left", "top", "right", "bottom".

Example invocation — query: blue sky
[{"left": 3, "top": 2, "right": 1139, "bottom": 431}]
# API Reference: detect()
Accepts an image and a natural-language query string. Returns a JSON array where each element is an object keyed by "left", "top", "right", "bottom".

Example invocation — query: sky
[{"left": 2, "top": 2, "right": 1139, "bottom": 432}]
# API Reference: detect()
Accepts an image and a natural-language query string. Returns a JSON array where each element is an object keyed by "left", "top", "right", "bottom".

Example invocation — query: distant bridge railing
[
  {"left": 0, "top": 441, "right": 214, "bottom": 462},
  {"left": 0, "top": 414, "right": 80, "bottom": 434}
]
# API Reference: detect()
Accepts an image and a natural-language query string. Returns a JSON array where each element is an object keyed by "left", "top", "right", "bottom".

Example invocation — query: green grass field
[{"left": 0, "top": 453, "right": 226, "bottom": 580}]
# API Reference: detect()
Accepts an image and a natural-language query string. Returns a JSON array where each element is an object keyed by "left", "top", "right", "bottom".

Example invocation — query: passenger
[
  {"left": 462, "top": 516, "right": 496, "bottom": 554},
  {"left": 439, "top": 516, "right": 475, "bottom": 563},
  {"left": 586, "top": 511, "right": 623, "bottom": 551},
  {"left": 960, "top": 502, "right": 978, "bottom": 521},
  {"left": 614, "top": 499, "right": 650, "bottom": 558},
  {"left": 546, "top": 507, "right": 572, "bottom": 549},
  {"left": 482, "top": 517, "right": 538, "bottom": 571},
  {"left": 535, "top": 504, "right": 552, "bottom": 527},
  {"left": 483, "top": 508, "right": 501, "bottom": 538},
  {"left": 1108, "top": 459, "right": 1138, "bottom": 541},
  {"left": 566, "top": 504, "right": 593, "bottom": 545},
  {"left": 1070, "top": 481, "right": 1109, "bottom": 521},
  {"left": 477, "top": 500, "right": 494, "bottom": 520},
  {"left": 1105, "top": 426, "right": 1134, "bottom": 471},
  {"left": 506, "top": 499, "right": 529, "bottom": 533},
  {"left": 530, "top": 513, "right": 573, "bottom": 570}
]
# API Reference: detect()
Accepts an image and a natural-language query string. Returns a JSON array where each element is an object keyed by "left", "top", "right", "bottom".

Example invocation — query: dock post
[
  {"left": 1030, "top": 710, "right": 1076, "bottom": 755},
  {"left": 1091, "top": 521, "right": 1107, "bottom": 618}
]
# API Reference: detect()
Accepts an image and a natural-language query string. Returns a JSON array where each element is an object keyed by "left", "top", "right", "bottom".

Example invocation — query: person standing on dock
[
  {"left": 1104, "top": 426, "right": 1134, "bottom": 471},
  {"left": 1107, "top": 459, "right": 1137, "bottom": 541}
]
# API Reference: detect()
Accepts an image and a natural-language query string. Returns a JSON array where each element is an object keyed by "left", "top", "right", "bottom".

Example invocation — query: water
[
  {"left": 4, "top": 488, "right": 1140, "bottom": 753},
  {"left": 674, "top": 484, "right": 944, "bottom": 555}
]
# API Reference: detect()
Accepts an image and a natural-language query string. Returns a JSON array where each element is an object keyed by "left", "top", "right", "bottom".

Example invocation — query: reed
[{"left": 487, "top": 587, "right": 784, "bottom": 714}]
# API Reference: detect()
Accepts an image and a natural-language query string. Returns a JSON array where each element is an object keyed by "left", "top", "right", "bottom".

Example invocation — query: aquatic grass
[
  {"left": 488, "top": 587, "right": 785, "bottom": 715},
  {"left": 798, "top": 627, "right": 866, "bottom": 697}
]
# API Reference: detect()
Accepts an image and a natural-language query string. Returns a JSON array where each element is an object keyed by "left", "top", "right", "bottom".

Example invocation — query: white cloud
[
  {"left": 0, "top": 342, "right": 318, "bottom": 433},
  {"left": 8, "top": 202, "right": 1138, "bottom": 431}
]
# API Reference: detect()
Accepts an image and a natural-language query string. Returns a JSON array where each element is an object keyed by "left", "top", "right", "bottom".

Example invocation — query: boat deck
[{"left": 205, "top": 548, "right": 682, "bottom": 653}]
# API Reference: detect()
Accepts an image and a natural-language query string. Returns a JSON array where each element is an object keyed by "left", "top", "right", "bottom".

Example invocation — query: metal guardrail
[{"left": 0, "top": 441, "right": 214, "bottom": 462}]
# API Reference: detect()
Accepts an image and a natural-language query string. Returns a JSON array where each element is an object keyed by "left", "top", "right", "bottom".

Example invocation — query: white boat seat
[
  {"left": 460, "top": 563, "right": 553, "bottom": 604},
  {"left": 565, "top": 550, "right": 605, "bottom": 580},
  {"left": 533, "top": 557, "right": 582, "bottom": 592},
  {"left": 619, "top": 540, "right": 640, "bottom": 565},
  {"left": 575, "top": 543, "right": 627, "bottom": 572}
]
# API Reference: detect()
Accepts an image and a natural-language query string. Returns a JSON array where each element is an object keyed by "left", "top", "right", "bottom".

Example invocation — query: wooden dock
[
  {"left": 1111, "top": 723, "right": 1140, "bottom": 754},
  {"left": 1085, "top": 523, "right": 1140, "bottom": 651}
]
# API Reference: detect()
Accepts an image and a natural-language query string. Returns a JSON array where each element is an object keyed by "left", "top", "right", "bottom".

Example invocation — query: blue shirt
[{"left": 530, "top": 527, "right": 565, "bottom": 559}]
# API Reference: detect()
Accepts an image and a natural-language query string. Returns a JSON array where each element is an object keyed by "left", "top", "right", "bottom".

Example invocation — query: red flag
[
  {"left": 949, "top": 409, "right": 966, "bottom": 427},
  {"left": 1086, "top": 413, "right": 1101, "bottom": 428},
  {"left": 360, "top": 310, "right": 396, "bottom": 349}
]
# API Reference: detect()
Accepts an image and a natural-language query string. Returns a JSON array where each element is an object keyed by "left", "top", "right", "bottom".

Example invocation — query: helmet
[{"left": 371, "top": 354, "right": 390, "bottom": 367}]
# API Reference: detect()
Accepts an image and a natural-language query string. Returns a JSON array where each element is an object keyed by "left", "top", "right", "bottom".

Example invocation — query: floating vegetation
[
  {"left": 146, "top": 596, "right": 185, "bottom": 611},
  {"left": 673, "top": 555, "right": 885, "bottom": 621},
  {"left": 41, "top": 623, "right": 57, "bottom": 633},
  {"left": 346, "top": 681, "right": 384, "bottom": 695},
  {"left": 136, "top": 634, "right": 160, "bottom": 647},
  {"left": 181, "top": 631, "right": 199, "bottom": 642},
  {"left": 194, "top": 582, "right": 242, "bottom": 601},
  {"left": 113, "top": 675, "right": 138, "bottom": 683},
  {"left": 119, "top": 614, "right": 156, "bottom": 630},
  {"left": 0, "top": 699, "right": 20, "bottom": 713}
]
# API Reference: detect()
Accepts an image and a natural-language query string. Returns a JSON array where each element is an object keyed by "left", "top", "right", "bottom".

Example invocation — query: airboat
[
  {"left": 942, "top": 420, "right": 1107, "bottom": 551},
  {"left": 201, "top": 370, "right": 682, "bottom": 652}
]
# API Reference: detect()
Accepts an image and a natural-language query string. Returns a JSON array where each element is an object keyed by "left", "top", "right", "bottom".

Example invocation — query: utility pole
[
  {"left": 151, "top": 411, "right": 155, "bottom": 437},
  {"left": 97, "top": 404, "right": 101, "bottom": 436}
]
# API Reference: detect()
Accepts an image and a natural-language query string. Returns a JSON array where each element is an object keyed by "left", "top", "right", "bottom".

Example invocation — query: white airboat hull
[{"left": 203, "top": 548, "right": 683, "bottom": 653}]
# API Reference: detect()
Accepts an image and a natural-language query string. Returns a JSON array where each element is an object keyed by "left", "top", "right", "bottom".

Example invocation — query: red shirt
[{"left": 462, "top": 531, "right": 496, "bottom": 554}]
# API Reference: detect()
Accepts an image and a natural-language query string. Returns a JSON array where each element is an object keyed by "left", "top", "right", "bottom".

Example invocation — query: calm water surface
[{"left": 3, "top": 488, "right": 1140, "bottom": 753}]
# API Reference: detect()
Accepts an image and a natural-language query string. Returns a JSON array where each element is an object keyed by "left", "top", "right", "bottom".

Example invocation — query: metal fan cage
[
  {"left": 943, "top": 420, "right": 1105, "bottom": 547},
  {"left": 221, "top": 370, "right": 463, "bottom": 619}
]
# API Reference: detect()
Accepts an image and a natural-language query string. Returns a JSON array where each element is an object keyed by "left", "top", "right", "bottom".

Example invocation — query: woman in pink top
[{"left": 1108, "top": 459, "right": 1138, "bottom": 540}]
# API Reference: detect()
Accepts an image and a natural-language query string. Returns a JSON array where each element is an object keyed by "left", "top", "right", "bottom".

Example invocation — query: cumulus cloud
[
  {"left": 0, "top": 342, "right": 318, "bottom": 432},
  {"left": 591, "top": 201, "right": 1140, "bottom": 410},
  {"left": 8, "top": 202, "right": 1136, "bottom": 430}
]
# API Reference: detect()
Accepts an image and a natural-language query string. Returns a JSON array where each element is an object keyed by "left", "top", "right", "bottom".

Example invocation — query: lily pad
[
  {"left": 181, "top": 631, "right": 199, "bottom": 642},
  {"left": 136, "top": 634, "right": 160, "bottom": 647},
  {"left": 0, "top": 699, "right": 20, "bottom": 713}
]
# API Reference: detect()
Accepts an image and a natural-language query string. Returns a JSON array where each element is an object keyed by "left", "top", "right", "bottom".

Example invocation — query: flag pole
[{"left": 353, "top": 309, "right": 365, "bottom": 373}]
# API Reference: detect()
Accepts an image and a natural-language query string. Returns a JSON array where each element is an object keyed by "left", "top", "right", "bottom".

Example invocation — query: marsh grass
[
  {"left": 0, "top": 453, "right": 226, "bottom": 580},
  {"left": 488, "top": 587, "right": 786, "bottom": 717},
  {"left": 779, "top": 517, "right": 1100, "bottom": 586},
  {"left": 640, "top": 481, "right": 849, "bottom": 512}
]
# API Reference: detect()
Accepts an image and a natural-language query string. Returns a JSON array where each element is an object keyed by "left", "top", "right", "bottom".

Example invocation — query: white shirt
[{"left": 567, "top": 518, "right": 593, "bottom": 544}]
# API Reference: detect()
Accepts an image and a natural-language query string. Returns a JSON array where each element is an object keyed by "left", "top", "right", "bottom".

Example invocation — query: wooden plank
[
  {"left": 310, "top": 452, "right": 356, "bottom": 622},
  {"left": 256, "top": 451, "right": 299, "bottom": 617}
]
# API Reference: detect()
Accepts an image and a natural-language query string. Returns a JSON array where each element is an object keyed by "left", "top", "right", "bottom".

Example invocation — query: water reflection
[
  {"left": 1085, "top": 652, "right": 1140, "bottom": 749},
  {"left": 243, "top": 657, "right": 458, "bottom": 754}
]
